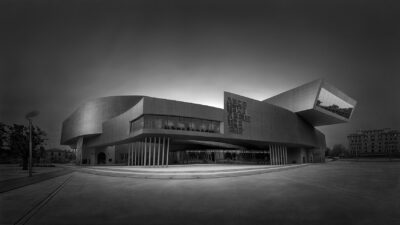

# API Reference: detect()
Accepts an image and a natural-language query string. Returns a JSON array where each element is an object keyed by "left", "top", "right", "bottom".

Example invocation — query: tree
[
  {"left": 8, "top": 123, "right": 47, "bottom": 170},
  {"left": 331, "top": 144, "right": 347, "bottom": 157},
  {"left": 0, "top": 122, "right": 12, "bottom": 161},
  {"left": 325, "top": 147, "right": 331, "bottom": 156}
]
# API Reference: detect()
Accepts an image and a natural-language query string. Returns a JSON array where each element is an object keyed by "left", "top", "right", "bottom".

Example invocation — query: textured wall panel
[{"left": 224, "top": 92, "right": 325, "bottom": 148}]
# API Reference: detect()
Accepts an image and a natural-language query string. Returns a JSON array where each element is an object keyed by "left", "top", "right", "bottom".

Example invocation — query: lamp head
[{"left": 25, "top": 110, "right": 40, "bottom": 119}]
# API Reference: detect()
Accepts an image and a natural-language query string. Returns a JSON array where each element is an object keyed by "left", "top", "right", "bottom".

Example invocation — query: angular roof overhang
[{"left": 264, "top": 79, "right": 357, "bottom": 126}]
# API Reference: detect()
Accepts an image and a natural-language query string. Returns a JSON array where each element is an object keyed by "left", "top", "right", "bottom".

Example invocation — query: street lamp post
[{"left": 25, "top": 110, "right": 39, "bottom": 177}]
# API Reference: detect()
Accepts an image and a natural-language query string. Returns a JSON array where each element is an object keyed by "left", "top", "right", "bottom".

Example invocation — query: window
[
  {"left": 130, "top": 117, "right": 144, "bottom": 133},
  {"left": 316, "top": 88, "right": 354, "bottom": 119},
  {"left": 130, "top": 115, "right": 221, "bottom": 134}
]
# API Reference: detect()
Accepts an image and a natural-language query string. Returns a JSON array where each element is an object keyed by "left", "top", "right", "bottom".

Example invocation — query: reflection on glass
[
  {"left": 130, "top": 115, "right": 221, "bottom": 134},
  {"left": 316, "top": 88, "right": 354, "bottom": 119}
]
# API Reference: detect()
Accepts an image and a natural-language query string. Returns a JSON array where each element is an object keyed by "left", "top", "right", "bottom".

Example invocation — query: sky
[{"left": 1, "top": 0, "right": 399, "bottom": 149}]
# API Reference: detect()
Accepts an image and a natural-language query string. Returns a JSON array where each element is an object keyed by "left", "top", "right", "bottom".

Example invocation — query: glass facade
[
  {"left": 316, "top": 88, "right": 354, "bottom": 119},
  {"left": 169, "top": 150, "right": 270, "bottom": 165},
  {"left": 130, "top": 115, "right": 221, "bottom": 134}
]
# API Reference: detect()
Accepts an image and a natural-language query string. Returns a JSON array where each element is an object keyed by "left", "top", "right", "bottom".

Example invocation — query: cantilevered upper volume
[
  {"left": 61, "top": 96, "right": 144, "bottom": 145},
  {"left": 60, "top": 79, "right": 356, "bottom": 166},
  {"left": 264, "top": 79, "right": 357, "bottom": 126}
]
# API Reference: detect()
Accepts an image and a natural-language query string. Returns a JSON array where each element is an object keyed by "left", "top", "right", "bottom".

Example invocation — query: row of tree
[
  {"left": 0, "top": 122, "right": 47, "bottom": 170},
  {"left": 325, "top": 144, "right": 347, "bottom": 157}
]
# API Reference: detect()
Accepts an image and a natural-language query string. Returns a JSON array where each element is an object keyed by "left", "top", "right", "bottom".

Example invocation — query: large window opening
[
  {"left": 316, "top": 88, "right": 354, "bottom": 119},
  {"left": 130, "top": 115, "right": 221, "bottom": 134},
  {"left": 168, "top": 150, "right": 270, "bottom": 165}
]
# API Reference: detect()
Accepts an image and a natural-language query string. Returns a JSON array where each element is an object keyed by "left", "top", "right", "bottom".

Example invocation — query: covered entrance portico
[{"left": 122, "top": 136, "right": 295, "bottom": 166}]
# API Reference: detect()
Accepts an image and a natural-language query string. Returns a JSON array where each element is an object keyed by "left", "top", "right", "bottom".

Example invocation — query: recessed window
[
  {"left": 130, "top": 115, "right": 221, "bottom": 134},
  {"left": 316, "top": 88, "right": 354, "bottom": 118}
]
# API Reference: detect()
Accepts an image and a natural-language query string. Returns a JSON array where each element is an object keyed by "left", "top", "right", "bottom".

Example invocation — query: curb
[{"left": 77, "top": 164, "right": 309, "bottom": 179}]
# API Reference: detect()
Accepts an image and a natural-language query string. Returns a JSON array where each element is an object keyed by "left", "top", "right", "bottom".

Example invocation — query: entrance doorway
[{"left": 98, "top": 152, "right": 106, "bottom": 164}]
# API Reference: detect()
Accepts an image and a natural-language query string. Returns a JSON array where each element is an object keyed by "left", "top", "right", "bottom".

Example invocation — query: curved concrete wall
[
  {"left": 84, "top": 97, "right": 224, "bottom": 147},
  {"left": 60, "top": 96, "right": 143, "bottom": 145}
]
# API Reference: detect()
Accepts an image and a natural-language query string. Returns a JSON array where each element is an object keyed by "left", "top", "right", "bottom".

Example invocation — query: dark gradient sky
[{"left": 1, "top": 0, "right": 399, "bottom": 149}]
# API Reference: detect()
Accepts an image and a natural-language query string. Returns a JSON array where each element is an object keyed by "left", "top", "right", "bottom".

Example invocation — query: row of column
[
  {"left": 269, "top": 144, "right": 287, "bottom": 165},
  {"left": 127, "top": 136, "right": 170, "bottom": 167}
]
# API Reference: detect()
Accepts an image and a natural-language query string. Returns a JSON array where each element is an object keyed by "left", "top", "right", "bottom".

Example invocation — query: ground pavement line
[
  {"left": 13, "top": 174, "right": 74, "bottom": 225},
  {"left": 0, "top": 169, "right": 74, "bottom": 193},
  {"left": 78, "top": 164, "right": 309, "bottom": 179},
  {"left": 85, "top": 165, "right": 300, "bottom": 175}
]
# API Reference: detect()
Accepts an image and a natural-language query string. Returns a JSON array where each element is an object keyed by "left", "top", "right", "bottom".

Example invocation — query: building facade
[
  {"left": 60, "top": 79, "right": 356, "bottom": 166},
  {"left": 348, "top": 129, "right": 400, "bottom": 157}
]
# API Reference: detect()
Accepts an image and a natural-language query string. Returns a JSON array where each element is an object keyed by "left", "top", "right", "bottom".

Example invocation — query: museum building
[{"left": 60, "top": 79, "right": 356, "bottom": 166}]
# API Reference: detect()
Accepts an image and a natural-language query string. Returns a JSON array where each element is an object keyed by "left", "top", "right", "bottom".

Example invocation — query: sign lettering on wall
[{"left": 226, "top": 97, "right": 250, "bottom": 134}]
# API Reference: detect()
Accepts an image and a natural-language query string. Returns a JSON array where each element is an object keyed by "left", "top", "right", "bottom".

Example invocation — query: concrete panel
[
  {"left": 84, "top": 99, "right": 144, "bottom": 147},
  {"left": 143, "top": 97, "right": 223, "bottom": 122},
  {"left": 264, "top": 79, "right": 357, "bottom": 126},
  {"left": 61, "top": 96, "right": 144, "bottom": 145},
  {"left": 224, "top": 92, "right": 325, "bottom": 148},
  {"left": 264, "top": 79, "right": 322, "bottom": 112}
]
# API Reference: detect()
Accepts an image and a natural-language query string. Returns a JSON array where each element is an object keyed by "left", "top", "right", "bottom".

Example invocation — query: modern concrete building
[
  {"left": 60, "top": 79, "right": 356, "bottom": 166},
  {"left": 348, "top": 129, "right": 400, "bottom": 157}
]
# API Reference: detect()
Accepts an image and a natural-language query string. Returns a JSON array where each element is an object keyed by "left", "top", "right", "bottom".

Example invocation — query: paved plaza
[{"left": 1, "top": 161, "right": 399, "bottom": 225}]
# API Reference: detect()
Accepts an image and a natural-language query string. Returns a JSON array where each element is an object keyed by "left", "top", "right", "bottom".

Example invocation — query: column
[
  {"left": 286, "top": 147, "right": 288, "bottom": 164},
  {"left": 139, "top": 142, "right": 141, "bottom": 166},
  {"left": 162, "top": 137, "right": 165, "bottom": 166},
  {"left": 150, "top": 138, "right": 153, "bottom": 166},
  {"left": 131, "top": 143, "right": 134, "bottom": 166},
  {"left": 157, "top": 137, "right": 160, "bottom": 166},
  {"left": 141, "top": 141, "right": 144, "bottom": 166},
  {"left": 128, "top": 144, "right": 131, "bottom": 166},
  {"left": 129, "top": 143, "right": 133, "bottom": 166},
  {"left": 269, "top": 145, "right": 272, "bottom": 165},
  {"left": 131, "top": 142, "right": 134, "bottom": 166},
  {"left": 140, "top": 141, "right": 143, "bottom": 166},
  {"left": 276, "top": 146, "right": 280, "bottom": 165},
  {"left": 144, "top": 138, "right": 147, "bottom": 166},
  {"left": 166, "top": 137, "right": 170, "bottom": 167},
  {"left": 149, "top": 137, "right": 153, "bottom": 166},
  {"left": 272, "top": 145, "right": 275, "bottom": 165},
  {"left": 276, "top": 145, "right": 281, "bottom": 165},
  {"left": 128, "top": 143, "right": 133, "bottom": 166},
  {"left": 276, "top": 145, "right": 279, "bottom": 165},
  {"left": 134, "top": 142, "right": 137, "bottom": 166},
  {"left": 153, "top": 137, "right": 157, "bottom": 166},
  {"left": 284, "top": 147, "right": 287, "bottom": 164}
]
